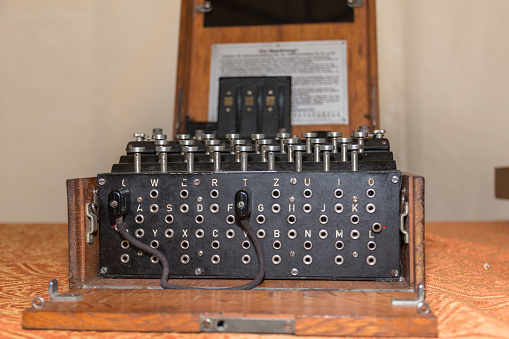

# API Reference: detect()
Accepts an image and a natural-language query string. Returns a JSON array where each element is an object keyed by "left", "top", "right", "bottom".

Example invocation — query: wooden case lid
[{"left": 173, "top": 0, "right": 379, "bottom": 137}]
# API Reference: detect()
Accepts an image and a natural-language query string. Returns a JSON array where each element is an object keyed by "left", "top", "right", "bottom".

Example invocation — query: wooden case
[
  {"left": 174, "top": 0, "right": 379, "bottom": 137},
  {"left": 22, "top": 174, "right": 437, "bottom": 336}
]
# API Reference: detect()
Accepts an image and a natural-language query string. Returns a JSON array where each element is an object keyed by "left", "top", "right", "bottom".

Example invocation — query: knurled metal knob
[
  {"left": 358, "top": 125, "right": 370, "bottom": 134},
  {"left": 133, "top": 133, "right": 146, "bottom": 142},
  {"left": 353, "top": 132, "right": 368, "bottom": 154},
  {"left": 129, "top": 146, "right": 146, "bottom": 153},
  {"left": 327, "top": 132, "right": 342, "bottom": 138},
  {"left": 374, "top": 129, "right": 386, "bottom": 138},
  {"left": 302, "top": 132, "right": 318, "bottom": 153},
  {"left": 327, "top": 132, "right": 343, "bottom": 153},
  {"left": 179, "top": 139, "right": 196, "bottom": 154},
  {"left": 353, "top": 131, "right": 368, "bottom": 138},
  {"left": 204, "top": 139, "right": 220, "bottom": 155},
  {"left": 156, "top": 146, "right": 171, "bottom": 153},
  {"left": 231, "top": 139, "right": 247, "bottom": 154},
  {"left": 154, "top": 139, "right": 170, "bottom": 146},
  {"left": 251, "top": 134, "right": 265, "bottom": 140},
  {"left": 152, "top": 134, "right": 167, "bottom": 140},
  {"left": 202, "top": 133, "right": 216, "bottom": 140},
  {"left": 311, "top": 138, "right": 327, "bottom": 162},
  {"left": 259, "top": 139, "right": 274, "bottom": 162},
  {"left": 226, "top": 133, "right": 241, "bottom": 140},
  {"left": 176, "top": 134, "right": 191, "bottom": 140},
  {"left": 193, "top": 129, "right": 205, "bottom": 140},
  {"left": 276, "top": 132, "right": 291, "bottom": 140},
  {"left": 284, "top": 138, "right": 300, "bottom": 162}
]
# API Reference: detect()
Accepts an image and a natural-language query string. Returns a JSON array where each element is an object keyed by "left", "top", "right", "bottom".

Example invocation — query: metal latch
[
  {"left": 392, "top": 284, "right": 431, "bottom": 315},
  {"left": 195, "top": 1, "right": 212, "bottom": 13},
  {"left": 85, "top": 188, "right": 99, "bottom": 244},
  {"left": 32, "top": 279, "right": 82, "bottom": 309},
  {"left": 400, "top": 201, "right": 409, "bottom": 244},
  {"left": 200, "top": 316, "right": 295, "bottom": 334}
]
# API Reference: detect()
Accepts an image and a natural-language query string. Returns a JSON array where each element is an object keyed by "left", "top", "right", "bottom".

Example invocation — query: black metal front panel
[{"left": 98, "top": 171, "right": 401, "bottom": 280}]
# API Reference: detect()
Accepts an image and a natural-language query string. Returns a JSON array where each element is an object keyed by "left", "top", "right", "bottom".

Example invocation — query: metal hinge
[
  {"left": 32, "top": 279, "right": 82, "bottom": 308},
  {"left": 200, "top": 316, "right": 295, "bottom": 334},
  {"left": 85, "top": 188, "right": 99, "bottom": 244},
  {"left": 195, "top": 1, "right": 212, "bottom": 13},
  {"left": 346, "top": 0, "right": 364, "bottom": 7},
  {"left": 392, "top": 284, "right": 431, "bottom": 315}
]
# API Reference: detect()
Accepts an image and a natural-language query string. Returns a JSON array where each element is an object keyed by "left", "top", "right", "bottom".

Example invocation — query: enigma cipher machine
[{"left": 22, "top": 125, "right": 435, "bottom": 336}]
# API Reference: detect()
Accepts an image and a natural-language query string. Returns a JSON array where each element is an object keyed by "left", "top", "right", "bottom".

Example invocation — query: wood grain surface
[
  {"left": 2, "top": 222, "right": 508, "bottom": 337},
  {"left": 22, "top": 289, "right": 436, "bottom": 336}
]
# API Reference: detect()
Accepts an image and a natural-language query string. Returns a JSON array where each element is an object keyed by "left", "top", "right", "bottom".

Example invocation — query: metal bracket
[
  {"left": 346, "top": 0, "right": 364, "bottom": 7},
  {"left": 31, "top": 279, "right": 82, "bottom": 308},
  {"left": 48, "top": 279, "right": 82, "bottom": 301},
  {"left": 200, "top": 316, "right": 295, "bottom": 334},
  {"left": 195, "top": 1, "right": 212, "bottom": 13},
  {"left": 85, "top": 188, "right": 99, "bottom": 244},
  {"left": 392, "top": 284, "right": 431, "bottom": 315},
  {"left": 400, "top": 201, "right": 409, "bottom": 244}
]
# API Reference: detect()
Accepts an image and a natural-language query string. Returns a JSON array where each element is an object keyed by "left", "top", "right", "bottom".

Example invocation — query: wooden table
[{"left": 1, "top": 222, "right": 508, "bottom": 338}]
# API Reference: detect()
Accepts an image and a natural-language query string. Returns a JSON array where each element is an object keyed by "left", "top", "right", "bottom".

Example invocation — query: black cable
[{"left": 115, "top": 217, "right": 265, "bottom": 290}]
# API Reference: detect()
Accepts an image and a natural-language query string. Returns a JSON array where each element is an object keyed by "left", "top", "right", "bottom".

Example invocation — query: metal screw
[
  {"left": 137, "top": 250, "right": 143, "bottom": 256},
  {"left": 391, "top": 269, "right": 399, "bottom": 277},
  {"left": 109, "top": 201, "right": 118, "bottom": 208},
  {"left": 290, "top": 178, "right": 297, "bottom": 185},
  {"left": 98, "top": 178, "right": 105, "bottom": 185},
  {"left": 352, "top": 196, "right": 359, "bottom": 203},
  {"left": 289, "top": 251, "right": 296, "bottom": 257},
  {"left": 195, "top": 268, "right": 202, "bottom": 276},
  {"left": 193, "top": 179, "right": 200, "bottom": 186},
  {"left": 137, "top": 197, "right": 142, "bottom": 202},
  {"left": 197, "top": 250, "right": 204, "bottom": 257},
  {"left": 289, "top": 196, "right": 295, "bottom": 203},
  {"left": 237, "top": 201, "right": 245, "bottom": 208},
  {"left": 291, "top": 268, "right": 298, "bottom": 276},
  {"left": 352, "top": 252, "right": 359, "bottom": 258},
  {"left": 391, "top": 175, "right": 399, "bottom": 184},
  {"left": 100, "top": 267, "right": 108, "bottom": 274},
  {"left": 197, "top": 197, "right": 203, "bottom": 202},
  {"left": 201, "top": 318, "right": 212, "bottom": 329}
]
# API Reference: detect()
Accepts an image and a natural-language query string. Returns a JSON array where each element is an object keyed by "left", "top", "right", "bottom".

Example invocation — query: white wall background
[
  {"left": 0, "top": 0, "right": 508, "bottom": 222},
  {"left": 377, "top": 0, "right": 509, "bottom": 221}
]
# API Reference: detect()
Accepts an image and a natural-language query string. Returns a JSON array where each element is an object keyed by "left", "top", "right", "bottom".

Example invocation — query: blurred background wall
[{"left": 0, "top": 0, "right": 508, "bottom": 222}]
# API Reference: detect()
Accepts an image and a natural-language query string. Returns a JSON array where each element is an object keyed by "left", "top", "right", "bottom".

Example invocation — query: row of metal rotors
[{"left": 127, "top": 128, "right": 386, "bottom": 173}]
